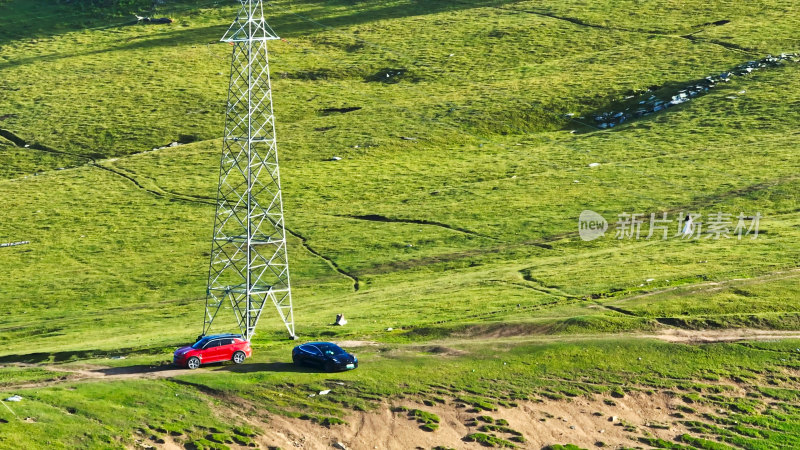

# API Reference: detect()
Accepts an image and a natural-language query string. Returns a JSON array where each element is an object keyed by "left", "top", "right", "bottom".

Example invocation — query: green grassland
[{"left": 0, "top": 0, "right": 798, "bottom": 448}]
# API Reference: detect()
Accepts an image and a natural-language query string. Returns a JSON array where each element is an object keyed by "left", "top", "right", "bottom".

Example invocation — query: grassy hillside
[{"left": 0, "top": 0, "right": 798, "bottom": 448}]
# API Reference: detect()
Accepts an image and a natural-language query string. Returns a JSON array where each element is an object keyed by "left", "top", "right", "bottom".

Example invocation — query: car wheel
[
  {"left": 187, "top": 357, "right": 201, "bottom": 370},
  {"left": 292, "top": 354, "right": 301, "bottom": 365},
  {"left": 232, "top": 351, "right": 246, "bottom": 364},
  {"left": 324, "top": 362, "right": 336, "bottom": 373}
]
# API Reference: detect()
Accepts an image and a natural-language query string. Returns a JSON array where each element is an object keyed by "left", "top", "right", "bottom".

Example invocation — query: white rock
[
  {"left": 319, "top": 390, "right": 331, "bottom": 395},
  {"left": 646, "top": 278, "right": 655, "bottom": 282},
  {"left": 588, "top": 162, "right": 601, "bottom": 168},
  {"left": 5, "top": 395, "right": 22, "bottom": 402},
  {"left": 330, "top": 156, "right": 342, "bottom": 161}
]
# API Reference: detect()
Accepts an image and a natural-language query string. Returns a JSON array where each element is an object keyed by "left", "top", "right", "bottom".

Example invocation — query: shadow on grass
[
  {"left": 0, "top": 345, "right": 177, "bottom": 364},
  {"left": 0, "top": 0, "right": 223, "bottom": 45},
  {"left": 0, "top": 347, "right": 330, "bottom": 375},
  {"left": 1, "top": 0, "right": 521, "bottom": 47},
  {"left": 0, "top": 24, "right": 226, "bottom": 70},
  {"left": 95, "top": 361, "right": 327, "bottom": 375},
  {"left": 219, "top": 361, "right": 325, "bottom": 374},
  {"left": 93, "top": 364, "right": 189, "bottom": 376},
  {"left": 269, "top": 0, "right": 523, "bottom": 39}
]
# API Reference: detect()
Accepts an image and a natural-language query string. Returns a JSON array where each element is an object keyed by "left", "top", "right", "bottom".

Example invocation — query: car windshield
[
  {"left": 315, "top": 343, "right": 346, "bottom": 356},
  {"left": 191, "top": 339, "right": 208, "bottom": 349}
]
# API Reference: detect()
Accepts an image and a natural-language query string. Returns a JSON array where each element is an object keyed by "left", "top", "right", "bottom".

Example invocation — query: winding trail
[
  {"left": 285, "top": 227, "right": 361, "bottom": 291},
  {"left": 3, "top": 328, "right": 799, "bottom": 391},
  {"left": 486, "top": 3, "right": 756, "bottom": 54},
  {"left": 0, "top": 128, "right": 362, "bottom": 289},
  {"left": 0, "top": 363, "right": 200, "bottom": 390}
]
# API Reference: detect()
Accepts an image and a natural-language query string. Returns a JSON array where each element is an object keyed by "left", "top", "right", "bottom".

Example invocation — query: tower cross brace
[{"left": 203, "top": 0, "right": 294, "bottom": 340}]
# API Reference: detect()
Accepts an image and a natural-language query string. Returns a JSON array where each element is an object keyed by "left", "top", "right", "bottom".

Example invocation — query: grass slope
[{"left": 0, "top": 0, "right": 798, "bottom": 448}]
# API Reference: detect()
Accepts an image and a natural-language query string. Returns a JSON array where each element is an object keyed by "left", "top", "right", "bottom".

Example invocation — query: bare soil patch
[
  {"left": 251, "top": 392, "right": 715, "bottom": 449},
  {"left": 651, "top": 328, "right": 800, "bottom": 344}
]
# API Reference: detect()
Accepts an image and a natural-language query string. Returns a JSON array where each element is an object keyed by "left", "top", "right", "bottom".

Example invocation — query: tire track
[
  {"left": 612, "top": 268, "right": 800, "bottom": 304},
  {"left": 91, "top": 163, "right": 183, "bottom": 202},
  {"left": 0, "top": 363, "right": 200, "bottom": 390}
]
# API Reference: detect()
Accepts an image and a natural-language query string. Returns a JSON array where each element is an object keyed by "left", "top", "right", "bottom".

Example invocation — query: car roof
[
  {"left": 199, "top": 334, "right": 242, "bottom": 341},
  {"left": 299, "top": 342, "right": 346, "bottom": 350}
]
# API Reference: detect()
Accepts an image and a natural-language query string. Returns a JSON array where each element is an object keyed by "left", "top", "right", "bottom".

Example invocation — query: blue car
[{"left": 292, "top": 342, "right": 358, "bottom": 372}]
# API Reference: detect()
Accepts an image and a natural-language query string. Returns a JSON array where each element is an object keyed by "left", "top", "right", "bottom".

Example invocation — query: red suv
[{"left": 173, "top": 334, "right": 251, "bottom": 369}]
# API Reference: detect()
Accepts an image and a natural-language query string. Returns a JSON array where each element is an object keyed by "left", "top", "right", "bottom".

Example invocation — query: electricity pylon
[{"left": 203, "top": 0, "right": 294, "bottom": 340}]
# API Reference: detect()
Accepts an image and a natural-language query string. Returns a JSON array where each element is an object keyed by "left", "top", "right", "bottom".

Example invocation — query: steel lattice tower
[{"left": 203, "top": 0, "right": 294, "bottom": 340}]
